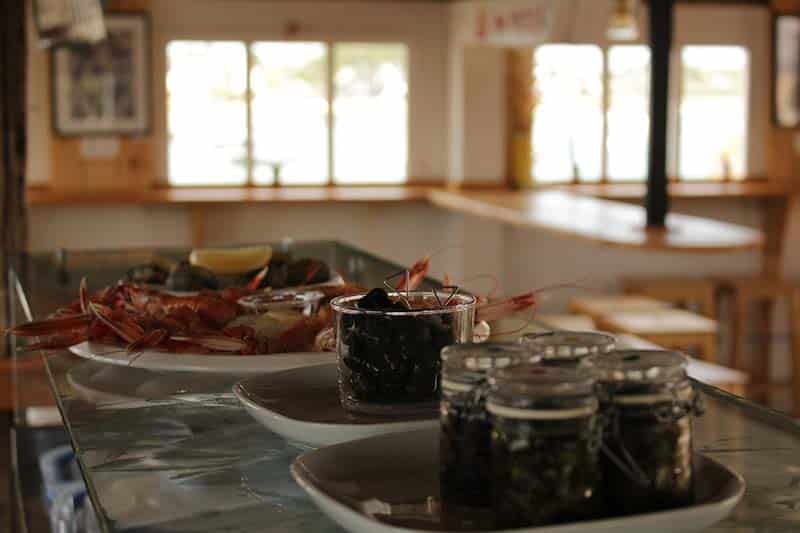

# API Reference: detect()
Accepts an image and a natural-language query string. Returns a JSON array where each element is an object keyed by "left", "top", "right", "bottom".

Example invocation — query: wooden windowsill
[
  {"left": 554, "top": 180, "right": 795, "bottom": 200},
  {"left": 26, "top": 185, "right": 435, "bottom": 206},
  {"left": 26, "top": 179, "right": 796, "bottom": 206}
]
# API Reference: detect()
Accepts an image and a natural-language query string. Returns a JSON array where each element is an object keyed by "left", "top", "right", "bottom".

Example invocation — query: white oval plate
[
  {"left": 69, "top": 341, "right": 334, "bottom": 375},
  {"left": 234, "top": 364, "right": 437, "bottom": 448},
  {"left": 291, "top": 427, "right": 745, "bottom": 533}
]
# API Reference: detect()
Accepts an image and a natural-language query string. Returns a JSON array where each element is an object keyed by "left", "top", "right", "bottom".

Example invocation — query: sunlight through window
[
  {"left": 607, "top": 45, "right": 650, "bottom": 182},
  {"left": 333, "top": 43, "right": 408, "bottom": 184},
  {"left": 167, "top": 41, "right": 247, "bottom": 186},
  {"left": 251, "top": 42, "right": 328, "bottom": 185},
  {"left": 167, "top": 41, "right": 407, "bottom": 186},
  {"left": 679, "top": 46, "right": 749, "bottom": 181},
  {"left": 532, "top": 44, "right": 603, "bottom": 183}
]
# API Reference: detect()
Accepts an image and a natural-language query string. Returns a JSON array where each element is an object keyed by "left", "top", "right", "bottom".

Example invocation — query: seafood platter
[
  {"left": 7, "top": 246, "right": 744, "bottom": 532},
  {"left": 7, "top": 245, "right": 358, "bottom": 371}
]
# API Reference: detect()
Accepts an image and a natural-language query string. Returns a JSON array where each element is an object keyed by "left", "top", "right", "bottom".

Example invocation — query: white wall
[
  {"left": 28, "top": 197, "right": 765, "bottom": 301},
  {"left": 25, "top": 0, "right": 793, "bottom": 302}
]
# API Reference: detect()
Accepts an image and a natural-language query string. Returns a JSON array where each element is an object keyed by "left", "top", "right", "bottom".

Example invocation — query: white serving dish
[
  {"left": 291, "top": 427, "right": 745, "bottom": 533},
  {"left": 233, "top": 364, "right": 437, "bottom": 447},
  {"left": 69, "top": 341, "right": 334, "bottom": 374}
]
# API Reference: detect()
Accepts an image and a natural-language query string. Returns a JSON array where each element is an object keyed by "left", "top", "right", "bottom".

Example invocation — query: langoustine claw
[
  {"left": 475, "top": 291, "right": 537, "bottom": 323},
  {"left": 395, "top": 256, "right": 430, "bottom": 291}
]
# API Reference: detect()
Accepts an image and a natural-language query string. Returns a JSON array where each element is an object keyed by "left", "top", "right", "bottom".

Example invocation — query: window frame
[
  {"left": 164, "top": 39, "right": 410, "bottom": 187},
  {"left": 531, "top": 42, "right": 752, "bottom": 185}
]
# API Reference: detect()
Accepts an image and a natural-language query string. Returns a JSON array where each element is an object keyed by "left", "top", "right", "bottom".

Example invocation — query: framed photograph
[
  {"left": 774, "top": 14, "right": 800, "bottom": 128},
  {"left": 52, "top": 12, "right": 150, "bottom": 136}
]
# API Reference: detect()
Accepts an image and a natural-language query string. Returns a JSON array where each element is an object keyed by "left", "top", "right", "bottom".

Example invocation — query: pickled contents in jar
[
  {"left": 339, "top": 312, "right": 455, "bottom": 404},
  {"left": 440, "top": 402, "right": 494, "bottom": 529},
  {"left": 440, "top": 393, "right": 492, "bottom": 508},
  {"left": 491, "top": 417, "right": 603, "bottom": 528},
  {"left": 439, "top": 343, "right": 528, "bottom": 529},
  {"left": 337, "top": 289, "right": 469, "bottom": 407},
  {"left": 602, "top": 406, "right": 693, "bottom": 514}
]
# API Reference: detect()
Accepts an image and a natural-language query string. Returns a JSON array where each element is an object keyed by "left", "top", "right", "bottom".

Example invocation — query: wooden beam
[
  {"left": 505, "top": 48, "right": 534, "bottom": 189},
  {"left": 761, "top": 197, "right": 790, "bottom": 277},
  {"left": 646, "top": 0, "right": 674, "bottom": 227}
]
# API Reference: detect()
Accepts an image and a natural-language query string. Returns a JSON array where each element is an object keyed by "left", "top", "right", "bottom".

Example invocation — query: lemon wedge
[{"left": 189, "top": 245, "right": 273, "bottom": 275}]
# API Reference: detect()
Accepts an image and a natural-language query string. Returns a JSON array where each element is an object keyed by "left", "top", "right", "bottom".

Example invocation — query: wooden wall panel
[
  {"left": 505, "top": 48, "right": 534, "bottom": 189},
  {"left": 49, "top": 0, "right": 155, "bottom": 192},
  {"left": 770, "top": 0, "right": 800, "bottom": 181}
]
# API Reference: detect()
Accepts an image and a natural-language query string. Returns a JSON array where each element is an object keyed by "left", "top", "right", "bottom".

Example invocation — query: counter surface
[{"left": 8, "top": 242, "right": 800, "bottom": 532}]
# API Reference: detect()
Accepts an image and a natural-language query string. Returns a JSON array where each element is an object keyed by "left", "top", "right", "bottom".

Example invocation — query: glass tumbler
[{"left": 330, "top": 291, "right": 476, "bottom": 416}]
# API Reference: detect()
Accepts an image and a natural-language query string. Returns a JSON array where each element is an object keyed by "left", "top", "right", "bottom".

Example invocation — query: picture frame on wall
[
  {"left": 51, "top": 12, "right": 150, "bottom": 136},
  {"left": 774, "top": 14, "right": 800, "bottom": 128}
]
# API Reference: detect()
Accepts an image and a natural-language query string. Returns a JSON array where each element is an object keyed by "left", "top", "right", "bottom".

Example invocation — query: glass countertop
[{"left": 7, "top": 241, "right": 800, "bottom": 532}]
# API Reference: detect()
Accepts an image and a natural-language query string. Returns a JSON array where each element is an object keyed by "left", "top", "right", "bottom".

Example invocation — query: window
[
  {"left": 334, "top": 44, "right": 408, "bottom": 184},
  {"left": 679, "top": 46, "right": 749, "bottom": 180},
  {"left": 531, "top": 44, "right": 748, "bottom": 183},
  {"left": 167, "top": 41, "right": 408, "bottom": 186},
  {"left": 167, "top": 42, "right": 248, "bottom": 186},
  {"left": 532, "top": 45, "right": 604, "bottom": 183},
  {"left": 607, "top": 45, "right": 650, "bottom": 182}
]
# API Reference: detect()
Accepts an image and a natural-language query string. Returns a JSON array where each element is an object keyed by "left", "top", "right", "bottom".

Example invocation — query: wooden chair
[
  {"left": 722, "top": 277, "right": 800, "bottom": 413},
  {"left": 595, "top": 308, "right": 718, "bottom": 362},
  {"left": 568, "top": 295, "right": 672, "bottom": 322},
  {"left": 792, "top": 289, "right": 800, "bottom": 417},
  {"left": 622, "top": 278, "right": 717, "bottom": 318}
]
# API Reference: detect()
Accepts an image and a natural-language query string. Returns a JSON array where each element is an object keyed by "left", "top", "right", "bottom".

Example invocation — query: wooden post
[
  {"left": 646, "top": 0, "right": 673, "bottom": 227},
  {"left": 505, "top": 48, "right": 534, "bottom": 189},
  {"left": 761, "top": 197, "right": 789, "bottom": 278}
]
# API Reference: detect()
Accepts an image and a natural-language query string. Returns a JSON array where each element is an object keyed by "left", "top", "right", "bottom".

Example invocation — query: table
[{"left": 7, "top": 241, "right": 800, "bottom": 532}]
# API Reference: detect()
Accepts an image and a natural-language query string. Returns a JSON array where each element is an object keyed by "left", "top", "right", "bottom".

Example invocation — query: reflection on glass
[
  {"left": 167, "top": 41, "right": 247, "bottom": 185},
  {"left": 680, "top": 46, "right": 749, "bottom": 181},
  {"left": 251, "top": 42, "right": 328, "bottom": 185},
  {"left": 532, "top": 44, "right": 603, "bottom": 183},
  {"left": 333, "top": 43, "right": 408, "bottom": 184},
  {"left": 607, "top": 45, "right": 649, "bottom": 181}
]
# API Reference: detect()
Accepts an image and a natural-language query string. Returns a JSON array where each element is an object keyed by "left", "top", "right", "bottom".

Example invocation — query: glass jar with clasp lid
[
  {"left": 593, "top": 350, "right": 702, "bottom": 516},
  {"left": 488, "top": 365, "right": 603, "bottom": 528},
  {"left": 439, "top": 342, "right": 536, "bottom": 527},
  {"left": 519, "top": 330, "right": 615, "bottom": 367}
]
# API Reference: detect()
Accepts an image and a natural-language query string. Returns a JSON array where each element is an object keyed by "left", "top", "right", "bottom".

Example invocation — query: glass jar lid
[
  {"left": 593, "top": 350, "right": 688, "bottom": 385},
  {"left": 519, "top": 330, "right": 615, "bottom": 362},
  {"left": 487, "top": 365, "right": 598, "bottom": 419},
  {"left": 441, "top": 342, "right": 531, "bottom": 391}
]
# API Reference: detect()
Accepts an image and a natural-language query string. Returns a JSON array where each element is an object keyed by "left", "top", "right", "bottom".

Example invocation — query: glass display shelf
[{"left": 7, "top": 241, "right": 800, "bottom": 532}]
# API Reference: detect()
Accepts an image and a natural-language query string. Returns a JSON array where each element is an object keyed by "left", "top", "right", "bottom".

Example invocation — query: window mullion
[
  {"left": 671, "top": 46, "right": 682, "bottom": 183},
  {"left": 327, "top": 42, "right": 335, "bottom": 186},
  {"left": 245, "top": 41, "right": 256, "bottom": 186}
]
